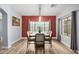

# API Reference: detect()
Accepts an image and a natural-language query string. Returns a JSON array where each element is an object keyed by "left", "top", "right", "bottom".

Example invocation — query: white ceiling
[{"left": 8, "top": 4, "right": 79, "bottom": 16}]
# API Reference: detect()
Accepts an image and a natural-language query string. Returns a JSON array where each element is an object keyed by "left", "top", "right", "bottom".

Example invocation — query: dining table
[
  {"left": 28, "top": 32, "right": 51, "bottom": 37},
  {"left": 27, "top": 31, "right": 52, "bottom": 48}
]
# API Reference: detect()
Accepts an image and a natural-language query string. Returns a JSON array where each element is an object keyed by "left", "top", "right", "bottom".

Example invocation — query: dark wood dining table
[{"left": 27, "top": 32, "right": 52, "bottom": 48}]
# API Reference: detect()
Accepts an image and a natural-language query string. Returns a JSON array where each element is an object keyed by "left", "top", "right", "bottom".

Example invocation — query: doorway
[
  {"left": 0, "top": 8, "right": 8, "bottom": 49},
  {"left": 0, "top": 12, "right": 2, "bottom": 50}
]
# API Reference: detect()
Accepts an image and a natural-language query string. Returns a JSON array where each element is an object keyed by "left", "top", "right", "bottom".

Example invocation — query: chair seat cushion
[
  {"left": 29, "top": 37, "right": 35, "bottom": 39},
  {"left": 45, "top": 37, "right": 51, "bottom": 41},
  {"left": 28, "top": 37, "right": 35, "bottom": 41},
  {"left": 45, "top": 41, "right": 51, "bottom": 44},
  {"left": 28, "top": 41, "right": 35, "bottom": 44},
  {"left": 45, "top": 37, "right": 50, "bottom": 39}
]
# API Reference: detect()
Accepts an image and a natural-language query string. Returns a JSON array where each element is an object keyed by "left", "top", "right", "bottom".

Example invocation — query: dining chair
[
  {"left": 35, "top": 33, "right": 45, "bottom": 54},
  {"left": 45, "top": 31, "right": 52, "bottom": 47},
  {"left": 27, "top": 32, "right": 35, "bottom": 48}
]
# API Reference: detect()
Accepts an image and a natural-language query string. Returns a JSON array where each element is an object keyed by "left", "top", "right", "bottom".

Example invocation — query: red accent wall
[
  {"left": 22, "top": 16, "right": 56, "bottom": 37},
  {"left": 22, "top": 16, "right": 29, "bottom": 37},
  {"left": 41, "top": 16, "right": 50, "bottom": 21},
  {"left": 29, "top": 16, "right": 39, "bottom": 21}
]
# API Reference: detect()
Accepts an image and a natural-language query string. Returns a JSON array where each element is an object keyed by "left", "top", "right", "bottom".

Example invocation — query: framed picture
[{"left": 12, "top": 16, "right": 20, "bottom": 26}]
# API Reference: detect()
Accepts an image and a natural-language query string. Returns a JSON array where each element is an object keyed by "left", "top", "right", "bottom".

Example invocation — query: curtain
[
  {"left": 57, "top": 18, "right": 61, "bottom": 42},
  {"left": 71, "top": 11, "right": 77, "bottom": 52}
]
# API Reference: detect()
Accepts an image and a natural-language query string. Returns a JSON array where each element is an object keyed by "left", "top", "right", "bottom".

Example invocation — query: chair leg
[
  {"left": 27, "top": 42, "right": 30, "bottom": 48},
  {"left": 43, "top": 46, "right": 45, "bottom": 54},
  {"left": 35, "top": 45, "right": 36, "bottom": 54},
  {"left": 50, "top": 40, "right": 52, "bottom": 47},
  {"left": 27, "top": 41, "right": 28, "bottom": 48},
  {"left": 50, "top": 38, "right": 52, "bottom": 47}
]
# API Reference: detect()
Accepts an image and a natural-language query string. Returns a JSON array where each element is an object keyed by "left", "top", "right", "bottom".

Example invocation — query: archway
[{"left": 0, "top": 8, "right": 8, "bottom": 49}]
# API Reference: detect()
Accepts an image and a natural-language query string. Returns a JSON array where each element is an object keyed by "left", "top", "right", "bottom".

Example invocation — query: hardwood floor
[{"left": 0, "top": 39, "right": 75, "bottom": 54}]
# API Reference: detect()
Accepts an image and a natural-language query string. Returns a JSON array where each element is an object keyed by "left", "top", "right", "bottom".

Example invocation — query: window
[
  {"left": 67, "top": 17, "right": 71, "bottom": 37},
  {"left": 30, "top": 22, "right": 35, "bottom": 32},
  {"left": 44, "top": 22, "right": 49, "bottom": 32},
  {"left": 60, "top": 19, "right": 63, "bottom": 35},
  {"left": 63, "top": 16, "right": 71, "bottom": 37},
  {"left": 29, "top": 21, "right": 50, "bottom": 32},
  {"left": 64, "top": 18, "right": 68, "bottom": 36}
]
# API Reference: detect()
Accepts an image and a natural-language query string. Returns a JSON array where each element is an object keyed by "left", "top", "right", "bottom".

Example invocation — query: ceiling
[{"left": 8, "top": 4, "right": 79, "bottom": 16}]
